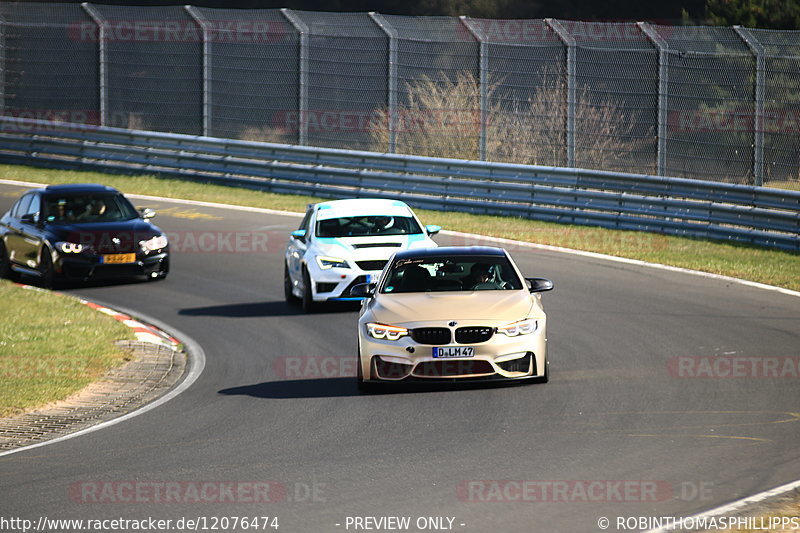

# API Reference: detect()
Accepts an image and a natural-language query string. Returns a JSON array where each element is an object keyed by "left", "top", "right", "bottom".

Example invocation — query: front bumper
[
  {"left": 54, "top": 250, "right": 169, "bottom": 281},
  {"left": 308, "top": 263, "right": 382, "bottom": 302},
  {"left": 358, "top": 322, "right": 547, "bottom": 382}
]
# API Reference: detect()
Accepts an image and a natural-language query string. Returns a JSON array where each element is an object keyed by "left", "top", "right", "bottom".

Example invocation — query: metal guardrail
[{"left": 0, "top": 116, "right": 798, "bottom": 251}]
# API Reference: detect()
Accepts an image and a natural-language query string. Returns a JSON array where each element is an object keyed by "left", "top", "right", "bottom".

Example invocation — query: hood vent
[{"left": 352, "top": 242, "right": 402, "bottom": 249}]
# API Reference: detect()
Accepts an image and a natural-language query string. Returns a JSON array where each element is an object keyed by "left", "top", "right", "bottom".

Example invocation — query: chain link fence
[{"left": 1, "top": 3, "right": 798, "bottom": 185}]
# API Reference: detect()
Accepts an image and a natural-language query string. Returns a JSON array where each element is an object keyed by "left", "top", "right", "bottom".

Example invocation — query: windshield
[
  {"left": 381, "top": 255, "right": 523, "bottom": 293},
  {"left": 43, "top": 193, "right": 139, "bottom": 224},
  {"left": 316, "top": 215, "right": 422, "bottom": 238}
]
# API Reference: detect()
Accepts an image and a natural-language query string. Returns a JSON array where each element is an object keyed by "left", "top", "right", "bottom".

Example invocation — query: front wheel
[
  {"left": 301, "top": 267, "right": 315, "bottom": 313},
  {"left": 356, "top": 355, "right": 378, "bottom": 394},
  {"left": 356, "top": 344, "right": 378, "bottom": 393},
  {"left": 39, "top": 247, "right": 56, "bottom": 289},
  {"left": 284, "top": 262, "right": 299, "bottom": 304}
]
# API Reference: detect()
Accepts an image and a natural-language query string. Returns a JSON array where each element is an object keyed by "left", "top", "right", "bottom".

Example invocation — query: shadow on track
[
  {"left": 219, "top": 378, "right": 358, "bottom": 398},
  {"left": 219, "top": 377, "right": 520, "bottom": 399},
  {"left": 17, "top": 273, "right": 155, "bottom": 291},
  {"left": 179, "top": 300, "right": 360, "bottom": 317}
]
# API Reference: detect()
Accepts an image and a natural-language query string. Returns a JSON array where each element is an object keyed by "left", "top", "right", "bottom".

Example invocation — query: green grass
[
  {"left": 0, "top": 281, "right": 134, "bottom": 417},
  {"left": 2, "top": 163, "right": 797, "bottom": 291},
  {"left": 768, "top": 180, "right": 800, "bottom": 192},
  {"left": 417, "top": 210, "right": 800, "bottom": 291}
]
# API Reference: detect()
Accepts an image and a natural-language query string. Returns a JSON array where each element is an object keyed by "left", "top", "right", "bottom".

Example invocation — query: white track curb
[{"left": 0, "top": 286, "right": 205, "bottom": 458}]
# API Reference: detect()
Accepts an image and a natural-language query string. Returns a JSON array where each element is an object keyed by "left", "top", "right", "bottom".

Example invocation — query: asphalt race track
[{"left": 1, "top": 181, "right": 799, "bottom": 533}]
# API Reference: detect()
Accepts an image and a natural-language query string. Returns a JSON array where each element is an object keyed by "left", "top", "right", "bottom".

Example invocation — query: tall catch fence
[{"left": 1, "top": 3, "right": 798, "bottom": 186}]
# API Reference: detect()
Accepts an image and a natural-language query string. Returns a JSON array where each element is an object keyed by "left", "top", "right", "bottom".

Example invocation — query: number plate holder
[{"left": 432, "top": 346, "right": 475, "bottom": 358}]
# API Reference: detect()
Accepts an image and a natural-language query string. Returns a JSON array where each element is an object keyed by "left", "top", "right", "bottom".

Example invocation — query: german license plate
[
  {"left": 432, "top": 346, "right": 474, "bottom": 358},
  {"left": 102, "top": 253, "right": 136, "bottom": 264}
]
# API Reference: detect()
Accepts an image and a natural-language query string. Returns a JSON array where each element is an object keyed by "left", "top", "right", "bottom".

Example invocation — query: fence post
[
  {"left": 185, "top": 6, "right": 211, "bottom": 137},
  {"left": 369, "top": 12, "right": 397, "bottom": 154},
  {"left": 637, "top": 22, "right": 669, "bottom": 177},
  {"left": 281, "top": 8, "right": 308, "bottom": 146},
  {"left": 734, "top": 26, "right": 765, "bottom": 187},
  {"left": 460, "top": 16, "right": 487, "bottom": 161},
  {"left": 0, "top": 13, "right": 5, "bottom": 115},
  {"left": 81, "top": 3, "right": 107, "bottom": 127},
  {"left": 546, "top": 19, "right": 575, "bottom": 168}
]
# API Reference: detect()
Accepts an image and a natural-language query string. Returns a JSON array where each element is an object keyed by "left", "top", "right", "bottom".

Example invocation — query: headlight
[
  {"left": 141, "top": 235, "right": 168, "bottom": 252},
  {"left": 316, "top": 256, "right": 349, "bottom": 270},
  {"left": 367, "top": 323, "right": 408, "bottom": 341},
  {"left": 57, "top": 242, "right": 84, "bottom": 254},
  {"left": 497, "top": 319, "right": 538, "bottom": 337}
]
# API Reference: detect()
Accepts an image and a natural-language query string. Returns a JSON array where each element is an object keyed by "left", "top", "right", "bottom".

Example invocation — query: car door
[
  {"left": 9, "top": 193, "right": 45, "bottom": 270},
  {"left": 3, "top": 193, "right": 34, "bottom": 268}
]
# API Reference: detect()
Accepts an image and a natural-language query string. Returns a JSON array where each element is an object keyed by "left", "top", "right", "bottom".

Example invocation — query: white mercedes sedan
[{"left": 353, "top": 246, "right": 553, "bottom": 391}]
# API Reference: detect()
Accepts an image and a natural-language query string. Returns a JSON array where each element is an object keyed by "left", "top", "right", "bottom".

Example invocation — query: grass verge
[
  {"left": 0, "top": 281, "right": 134, "bottom": 417},
  {"left": 1, "top": 163, "right": 797, "bottom": 291}
]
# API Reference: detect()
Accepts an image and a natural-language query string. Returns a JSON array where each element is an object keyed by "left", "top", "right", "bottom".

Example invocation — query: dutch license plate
[
  {"left": 102, "top": 253, "right": 136, "bottom": 264},
  {"left": 432, "top": 346, "right": 475, "bottom": 358}
]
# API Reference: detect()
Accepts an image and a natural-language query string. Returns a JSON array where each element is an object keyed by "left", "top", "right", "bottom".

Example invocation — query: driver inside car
[{"left": 463, "top": 263, "right": 501, "bottom": 290}]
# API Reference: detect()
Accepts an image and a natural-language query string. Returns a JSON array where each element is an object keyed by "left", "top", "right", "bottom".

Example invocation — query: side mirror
[
  {"left": 426, "top": 224, "right": 441, "bottom": 236},
  {"left": 20, "top": 213, "right": 38, "bottom": 225},
  {"left": 526, "top": 277, "right": 554, "bottom": 293},
  {"left": 290, "top": 229, "right": 307, "bottom": 243},
  {"left": 140, "top": 207, "right": 156, "bottom": 219},
  {"left": 350, "top": 282, "right": 375, "bottom": 297}
]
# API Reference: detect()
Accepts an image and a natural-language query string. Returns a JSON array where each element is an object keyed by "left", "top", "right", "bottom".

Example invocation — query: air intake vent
[
  {"left": 413, "top": 360, "right": 494, "bottom": 378},
  {"left": 496, "top": 353, "right": 533, "bottom": 374},
  {"left": 410, "top": 327, "right": 451, "bottom": 345},
  {"left": 356, "top": 260, "right": 388, "bottom": 271},
  {"left": 455, "top": 327, "right": 494, "bottom": 344}
]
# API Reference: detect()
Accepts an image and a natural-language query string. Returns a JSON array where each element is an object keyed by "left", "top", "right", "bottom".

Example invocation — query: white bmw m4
[{"left": 353, "top": 246, "right": 553, "bottom": 391}]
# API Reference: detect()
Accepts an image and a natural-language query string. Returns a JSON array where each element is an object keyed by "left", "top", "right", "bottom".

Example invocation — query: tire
[
  {"left": 357, "top": 380, "right": 378, "bottom": 393},
  {"left": 39, "top": 247, "right": 56, "bottom": 290},
  {"left": 284, "top": 262, "right": 299, "bottom": 304},
  {"left": 356, "top": 341, "right": 377, "bottom": 393},
  {"left": 356, "top": 353, "right": 378, "bottom": 394},
  {"left": 301, "top": 266, "right": 316, "bottom": 313},
  {"left": 0, "top": 241, "right": 11, "bottom": 280}
]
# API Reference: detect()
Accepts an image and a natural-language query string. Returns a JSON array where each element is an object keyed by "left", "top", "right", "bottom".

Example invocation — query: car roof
[
  {"left": 393, "top": 246, "right": 507, "bottom": 260},
  {"left": 314, "top": 198, "right": 413, "bottom": 220},
  {"left": 42, "top": 183, "right": 120, "bottom": 195}
]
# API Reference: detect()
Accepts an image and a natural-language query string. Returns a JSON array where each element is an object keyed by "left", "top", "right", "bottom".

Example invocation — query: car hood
[
  {"left": 370, "top": 290, "right": 536, "bottom": 326},
  {"left": 51, "top": 220, "right": 162, "bottom": 252},
  {"left": 314, "top": 234, "right": 434, "bottom": 260}
]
